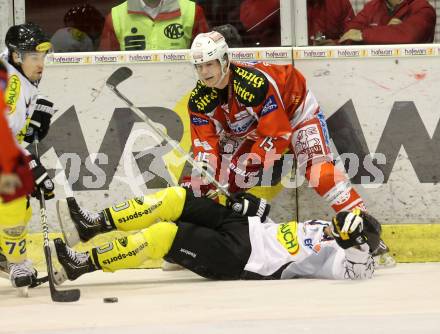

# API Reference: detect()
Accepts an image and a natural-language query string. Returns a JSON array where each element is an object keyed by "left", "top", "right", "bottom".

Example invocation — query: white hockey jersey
[
  {"left": 1, "top": 53, "right": 39, "bottom": 143},
  {"left": 244, "top": 217, "right": 374, "bottom": 280}
]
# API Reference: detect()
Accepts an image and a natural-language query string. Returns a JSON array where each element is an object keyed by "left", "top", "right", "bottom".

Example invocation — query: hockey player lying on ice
[{"left": 53, "top": 187, "right": 379, "bottom": 281}]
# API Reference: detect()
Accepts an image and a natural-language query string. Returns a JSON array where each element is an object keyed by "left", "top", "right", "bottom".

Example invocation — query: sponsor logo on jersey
[
  {"left": 261, "top": 95, "right": 278, "bottom": 117},
  {"left": 333, "top": 189, "right": 351, "bottom": 205},
  {"left": 191, "top": 115, "right": 209, "bottom": 126},
  {"left": 316, "top": 111, "right": 330, "bottom": 145},
  {"left": 304, "top": 238, "right": 313, "bottom": 250},
  {"left": 190, "top": 85, "right": 218, "bottom": 112},
  {"left": 3, "top": 226, "right": 26, "bottom": 237},
  {"left": 234, "top": 110, "right": 249, "bottom": 121},
  {"left": 228, "top": 117, "right": 255, "bottom": 135},
  {"left": 233, "top": 79, "right": 256, "bottom": 103},
  {"left": 234, "top": 67, "right": 265, "bottom": 88},
  {"left": 5, "top": 75, "right": 20, "bottom": 114},
  {"left": 277, "top": 221, "right": 299, "bottom": 255},
  {"left": 194, "top": 139, "right": 213, "bottom": 151},
  {"left": 164, "top": 23, "right": 184, "bottom": 39}
]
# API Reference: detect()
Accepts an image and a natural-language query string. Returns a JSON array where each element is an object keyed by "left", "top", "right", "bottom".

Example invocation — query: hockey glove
[
  {"left": 226, "top": 192, "right": 270, "bottom": 221},
  {"left": 24, "top": 98, "right": 55, "bottom": 143},
  {"left": 331, "top": 209, "right": 367, "bottom": 249},
  {"left": 29, "top": 154, "right": 54, "bottom": 200}
]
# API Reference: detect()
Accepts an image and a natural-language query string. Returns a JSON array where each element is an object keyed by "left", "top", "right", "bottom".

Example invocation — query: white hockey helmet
[{"left": 190, "top": 31, "right": 229, "bottom": 69}]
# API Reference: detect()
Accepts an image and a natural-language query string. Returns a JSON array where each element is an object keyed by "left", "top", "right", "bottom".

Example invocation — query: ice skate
[
  {"left": 57, "top": 197, "right": 111, "bottom": 247},
  {"left": 52, "top": 238, "right": 97, "bottom": 281}
]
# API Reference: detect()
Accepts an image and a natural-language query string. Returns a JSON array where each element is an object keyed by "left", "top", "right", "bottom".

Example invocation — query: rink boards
[{"left": 23, "top": 45, "right": 440, "bottom": 266}]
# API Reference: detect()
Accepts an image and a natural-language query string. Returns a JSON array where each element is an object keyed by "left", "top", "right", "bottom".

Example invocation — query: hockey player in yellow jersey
[
  {"left": 0, "top": 23, "right": 56, "bottom": 289},
  {"left": 54, "top": 187, "right": 380, "bottom": 281}
]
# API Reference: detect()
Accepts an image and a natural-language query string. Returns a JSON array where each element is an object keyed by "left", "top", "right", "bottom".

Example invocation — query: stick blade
[
  {"left": 51, "top": 286, "right": 81, "bottom": 303},
  {"left": 106, "top": 67, "right": 133, "bottom": 89}
]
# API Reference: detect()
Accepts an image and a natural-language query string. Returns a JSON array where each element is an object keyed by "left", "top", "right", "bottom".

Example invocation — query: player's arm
[
  {"left": 187, "top": 83, "right": 224, "bottom": 180},
  {"left": 0, "top": 62, "right": 34, "bottom": 199},
  {"left": 331, "top": 209, "right": 381, "bottom": 280},
  {"left": 249, "top": 87, "right": 292, "bottom": 166}
]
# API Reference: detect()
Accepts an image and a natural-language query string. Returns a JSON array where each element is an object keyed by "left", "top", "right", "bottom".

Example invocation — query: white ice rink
[{"left": 1, "top": 263, "right": 440, "bottom": 334}]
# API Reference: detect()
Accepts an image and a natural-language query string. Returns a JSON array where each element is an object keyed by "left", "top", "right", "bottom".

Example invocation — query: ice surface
[{"left": 1, "top": 263, "right": 439, "bottom": 334}]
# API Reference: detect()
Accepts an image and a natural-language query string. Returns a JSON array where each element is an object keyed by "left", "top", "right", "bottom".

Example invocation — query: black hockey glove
[
  {"left": 24, "top": 98, "right": 55, "bottom": 143},
  {"left": 226, "top": 192, "right": 270, "bottom": 221},
  {"left": 332, "top": 209, "right": 382, "bottom": 252},
  {"left": 331, "top": 209, "right": 367, "bottom": 249},
  {"left": 28, "top": 154, "right": 54, "bottom": 200}
]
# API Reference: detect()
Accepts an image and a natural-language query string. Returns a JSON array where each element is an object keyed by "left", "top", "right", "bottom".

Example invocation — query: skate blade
[
  {"left": 17, "top": 286, "right": 29, "bottom": 297},
  {"left": 56, "top": 199, "right": 80, "bottom": 247}
]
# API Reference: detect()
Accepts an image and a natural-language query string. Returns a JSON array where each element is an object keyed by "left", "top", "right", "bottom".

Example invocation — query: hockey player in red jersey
[
  {"left": 0, "top": 60, "right": 34, "bottom": 200},
  {"left": 184, "top": 31, "right": 394, "bottom": 266},
  {"left": 187, "top": 31, "right": 364, "bottom": 211}
]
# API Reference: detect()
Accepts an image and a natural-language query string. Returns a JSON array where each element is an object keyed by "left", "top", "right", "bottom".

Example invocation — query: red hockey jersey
[{"left": 187, "top": 62, "right": 308, "bottom": 170}]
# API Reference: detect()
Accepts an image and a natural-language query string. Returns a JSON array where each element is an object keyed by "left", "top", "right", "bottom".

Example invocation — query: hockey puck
[{"left": 103, "top": 297, "right": 118, "bottom": 303}]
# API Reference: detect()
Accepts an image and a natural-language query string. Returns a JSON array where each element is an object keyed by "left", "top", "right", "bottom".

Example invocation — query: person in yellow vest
[{"left": 99, "top": 0, "right": 209, "bottom": 51}]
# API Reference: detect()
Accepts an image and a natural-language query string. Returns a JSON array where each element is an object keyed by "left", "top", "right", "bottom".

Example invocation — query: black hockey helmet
[
  {"left": 63, "top": 3, "right": 104, "bottom": 38},
  {"left": 334, "top": 210, "right": 382, "bottom": 253},
  {"left": 5, "top": 22, "right": 52, "bottom": 54}
]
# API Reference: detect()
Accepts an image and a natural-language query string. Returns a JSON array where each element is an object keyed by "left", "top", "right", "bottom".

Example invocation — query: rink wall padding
[{"left": 25, "top": 45, "right": 440, "bottom": 267}]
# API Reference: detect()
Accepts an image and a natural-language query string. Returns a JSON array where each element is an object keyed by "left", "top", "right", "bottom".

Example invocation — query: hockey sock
[
  {"left": 102, "top": 187, "right": 186, "bottom": 231},
  {"left": 306, "top": 161, "right": 366, "bottom": 212},
  {"left": 91, "top": 222, "right": 178, "bottom": 272}
]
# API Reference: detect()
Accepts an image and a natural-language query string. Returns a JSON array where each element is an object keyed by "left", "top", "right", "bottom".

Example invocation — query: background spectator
[
  {"left": 99, "top": 0, "right": 209, "bottom": 51},
  {"left": 51, "top": 3, "right": 105, "bottom": 52},
  {"left": 308, "top": 0, "right": 355, "bottom": 45},
  {"left": 239, "top": 0, "right": 281, "bottom": 46},
  {"left": 340, "top": 0, "right": 436, "bottom": 44}
]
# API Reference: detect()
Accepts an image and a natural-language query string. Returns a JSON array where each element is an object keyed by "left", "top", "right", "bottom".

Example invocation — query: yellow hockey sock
[
  {"left": 91, "top": 222, "right": 178, "bottom": 272},
  {"left": 104, "top": 187, "right": 186, "bottom": 231},
  {"left": 0, "top": 196, "right": 31, "bottom": 263}
]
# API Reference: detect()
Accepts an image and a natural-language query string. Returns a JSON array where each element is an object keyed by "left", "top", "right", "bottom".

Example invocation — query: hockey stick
[
  {"left": 33, "top": 135, "right": 80, "bottom": 302},
  {"left": 106, "top": 66, "right": 231, "bottom": 198}
]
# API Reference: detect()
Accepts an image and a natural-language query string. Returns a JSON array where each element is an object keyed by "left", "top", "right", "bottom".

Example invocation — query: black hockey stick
[
  {"left": 29, "top": 275, "right": 49, "bottom": 288},
  {"left": 34, "top": 135, "right": 80, "bottom": 302},
  {"left": 106, "top": 67, "right": 231, "bottom": 198}
]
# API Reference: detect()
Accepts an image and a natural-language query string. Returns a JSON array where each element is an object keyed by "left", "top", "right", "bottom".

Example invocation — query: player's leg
[
  {"left": 52, "top": 221, "right": 178, "bottom": 280},
  {"left": 293, "top": 108, "right": 395, "bottom": 267},
  {"left": 164, "top": 219, "right": 251, "bottom": 280},
  {"left": 57, "top": 186, "right": 187, "bottom": 247},
  {"left": 0, "top": 197, "right": 37, "bottom": 288},
  {"left": 53, "top": 216, "right": 251, "bottom": 281},
  {"left": 292, "top": 109, "right": 366, "bottom": 212}
]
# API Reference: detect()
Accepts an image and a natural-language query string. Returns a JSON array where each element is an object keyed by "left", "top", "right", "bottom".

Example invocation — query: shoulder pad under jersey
[
  {"left": 232, "top": 64, "right": 268, "bottom": 107},
  {"left": 188, "top": 81, "right": 219, "bottom": 114}
]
